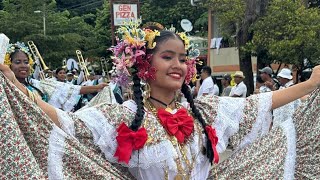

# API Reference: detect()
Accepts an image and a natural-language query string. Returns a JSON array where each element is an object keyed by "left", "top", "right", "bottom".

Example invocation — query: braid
[
  {"left": 181, "top": 84, "right": 214, "bottom": 164},
  {"left": 129, "top": 74, "right": 145, "bottom": 131}
]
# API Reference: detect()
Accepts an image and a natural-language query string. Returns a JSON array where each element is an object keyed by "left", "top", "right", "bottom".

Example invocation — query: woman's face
[
  {"left": 148, "top": 38, "right": 187, "bottom": 92},
  {"left": 57, "top": 69, "right": 66, "bottom": 81},
  {"left": 10, "top": 51, "right": 30, "bottom": 80}
]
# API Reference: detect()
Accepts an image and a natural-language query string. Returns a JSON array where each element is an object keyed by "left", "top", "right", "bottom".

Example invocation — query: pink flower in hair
[{"left": 185, "top": 58, "right": 197, "bottom": 84}]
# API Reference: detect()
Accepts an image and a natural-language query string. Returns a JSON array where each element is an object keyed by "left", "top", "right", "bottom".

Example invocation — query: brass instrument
[
  {"left": 100, "top": 57, "right": 110, "bottom": 82},
  {"left": 27, "top": 41, "right": 49, "bottom": 80},
  {"left": 62, "top": 58, "right": 67, "bottom": 69},
  {"left": 76, "top": 50, "right": 90, "bottom": 81}
]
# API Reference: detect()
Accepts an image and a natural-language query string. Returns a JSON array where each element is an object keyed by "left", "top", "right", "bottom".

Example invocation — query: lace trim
[
  {"left": 56, "top": 108, "right": 75, "bottom": 137},
  {"left": 82, "top": 86, "right": 117, "bottom": 109},
  {"left": 214, "top": 97, "right": 246, "bottom": 153},
  {"left": 237, "top": 92, "right": 273, "bottom": 150},
  {"left": 280, "top": 119, "right": 296, "bottom": 180},
  {"left": 48, "top": 126, "right": 67, "bottom": 180},
  {"left": 48, "top": 82, "right": 81, "bottom": 112},
  {"left": 62, "top": 85, "right": 81, "bottom": 111},
  {"left": 75, "top": 106, "right": 208, "bottom": 171},
  {"left": 273, "top": 99, "right": 300, "bottom": 128}
]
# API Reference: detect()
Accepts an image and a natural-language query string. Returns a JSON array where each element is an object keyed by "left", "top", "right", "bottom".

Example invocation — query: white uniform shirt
[
  {"left": 279, "top": 80, "right": 294, "bottom": 89},
  {"left": 82, "top": 79, "right": 95, "bottom": 86},
  {"left": 214, "top": 84, "right": 220, "bottom": 96},
  {"left": 197, "top": 76, "right": 214, "bottom": 98},
  {"left": 230, "top": 81, "right": 247, "bottom": 97}
]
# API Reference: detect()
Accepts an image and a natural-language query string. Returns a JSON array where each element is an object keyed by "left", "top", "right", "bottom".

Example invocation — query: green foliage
[
  {"left": 194, "top": 11, "right": 208, "bottom": 36},
  {"left": 56, "top": 0, "right": 103, "bottom": 17},
  {"left": 205, "top": 0, "right": 245, "bottom": 37},
  {"left": 252, "top": 0, "right": 320, "bottom": 66},
  {"left": 0, "top": 0, "right": 102, "bottom": 68},
  {"left": 1, "top": 0, "right": 206, "bottom": 69},
  {"left": 140, "top": 0, "right": 206, "bottom": 35},
  {"left": 95, "top": 0, "right": 112, "bottom": 58}
]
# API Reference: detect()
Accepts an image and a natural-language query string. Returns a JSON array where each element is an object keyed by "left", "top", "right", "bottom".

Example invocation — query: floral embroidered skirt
[
  {"left": 1, "top": 72, "right": 319, "bottom": 179},
  {"left": 209, "top": 88, "right": 320, "bottom": 179},
  {"left": 0, "top": 73, "right": 134, "bottom": 179}
]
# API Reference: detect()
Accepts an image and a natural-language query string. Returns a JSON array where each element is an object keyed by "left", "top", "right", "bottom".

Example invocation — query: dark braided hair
[
  {"left": 181, "top": 83, "right": 214, "bottom": 164},
  {"left": 129, "top": 30, "right": 181, "bottom": 131},
  {"left": 128, "top": 29, "right": 215, "bottom": 162},
  {"left": 129, "top": 74, "right": 145, "bottom": 131}
]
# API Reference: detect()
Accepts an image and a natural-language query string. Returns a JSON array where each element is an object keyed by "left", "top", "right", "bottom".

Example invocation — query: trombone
[
  {"left": 27, "top": 41, "right": 49, "bottom": 80},
  {"left": 76, "top": 50, "right": 90, "bottom": 82}
]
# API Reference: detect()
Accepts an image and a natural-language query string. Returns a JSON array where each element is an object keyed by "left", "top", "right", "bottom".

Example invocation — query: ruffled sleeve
[
  {"left": 194, "top": 92, "right": 273, "bottom": 153},
  {"left": 81, "top": 86, "right": 117, "bottom": 109},
  {"left": 32, "top": 79, "right": 81, "bottom": 111}
]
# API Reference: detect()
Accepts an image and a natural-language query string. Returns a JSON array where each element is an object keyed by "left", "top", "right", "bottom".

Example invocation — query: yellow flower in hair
[
  {"left": 144, "top": 29, "right": 160, "bottom": 49},
  {"left": 178, "top": 32, "right": 190, "bottom": 50},
  {"left": 124, "top": 32, "right": 135, "bottom": 45},
  {"left": 4, "top": 53, "right": 11, "bottom": 66},
  {"left": 28, "top": 56, "right": 34, "bottom": 66},
  {"left": 191, "top": 73, "right": 198, "bottom": 83}
]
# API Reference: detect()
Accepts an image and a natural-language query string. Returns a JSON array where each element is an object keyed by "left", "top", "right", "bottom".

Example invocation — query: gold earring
[{"left": 143, "top": 83, "right": 151, "bottom": 103}]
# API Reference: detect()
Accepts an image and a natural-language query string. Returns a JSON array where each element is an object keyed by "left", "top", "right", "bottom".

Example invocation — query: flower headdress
[
  {"left": 4, "top": 42, "right": 34, "bottom": 66},
  {"left": 109, "top": 20, "right": 200, "bottom": 87}
]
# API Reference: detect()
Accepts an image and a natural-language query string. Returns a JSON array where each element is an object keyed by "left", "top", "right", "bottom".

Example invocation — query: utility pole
[
  {"left": 34, "top": 3, "right": 46, "bottom": 36},
  {"left": 43, "top": 3, "right": 46, "bottom": 36}
]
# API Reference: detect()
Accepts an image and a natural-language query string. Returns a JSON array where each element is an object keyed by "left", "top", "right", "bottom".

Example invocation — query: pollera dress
[{"left": 0, "top": 72, "right": 319, "bottom": 179}]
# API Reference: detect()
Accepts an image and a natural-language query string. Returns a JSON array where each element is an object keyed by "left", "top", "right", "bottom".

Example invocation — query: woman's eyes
[
  {"left": 179, "top": 59, "right": 187, "bottom": 63},
  {"left": 13, "top": 60, "right": 29, "bottom": 64},
  {"left": 13, "top": 60, "right": 21, "bottom": 64},
  {"left": 162, "top": 56, "right": 187, "bottom": 63},
  {"left": 162, "top": 56, "right": 172, "bottom": 60}
]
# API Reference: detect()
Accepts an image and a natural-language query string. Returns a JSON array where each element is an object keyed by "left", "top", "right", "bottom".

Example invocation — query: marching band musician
[
  {"left": 66, "top": 70, "right": 81, "bottom": 85},
  {"left": 79, "top": 72, "right": 100, "bottom": 104},
  {"left": 81, "top": 72, "right": 99, "bottom": 86},
  {"left": 45, "top": 69, "right": 56, "bottom": 80}
]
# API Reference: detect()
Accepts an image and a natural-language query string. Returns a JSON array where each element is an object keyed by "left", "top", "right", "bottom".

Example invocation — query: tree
[
  {"left": 0, "top": 0, "right": 101, "bottom": 68},
  {"left": 205, "top": 0, "right": 269, "bottom": 95},
  {"left": 252, "top": 0, "right": 320, "bottom": 81},
  {"left": 94, "top": 0, "right": 112, "bottom": 57},
  {"left": 56, "top": 0, "right": 103, "bottom": 17},
  {"left": 140, "top": 0, "right": 206, "bottom": 35}
]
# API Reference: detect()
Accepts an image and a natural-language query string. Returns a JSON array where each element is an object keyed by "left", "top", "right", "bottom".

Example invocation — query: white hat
[
  {"left": 234, "top": 71, "right": 245, "bottom": 78},
  {"left": 277, "top": 68, "right": 292, "bottom": 80}
]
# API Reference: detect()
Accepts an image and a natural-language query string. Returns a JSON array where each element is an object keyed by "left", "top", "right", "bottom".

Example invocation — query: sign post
[{"left": 110, "top": 0, "right": 140, "bottom": 45}]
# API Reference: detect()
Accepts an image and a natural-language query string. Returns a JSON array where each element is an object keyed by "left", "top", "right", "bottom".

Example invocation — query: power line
[
  {"left": 71, "top": 1, "right": 103, "bottom": 10},
  {"left": 57, "top": 0, "right": 103, "bottom": 11}
]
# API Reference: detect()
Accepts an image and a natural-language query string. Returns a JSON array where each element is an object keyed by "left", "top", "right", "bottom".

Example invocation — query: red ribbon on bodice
[
  {"left": 114, "top": 122, "right": 148, "bottom": 164},
  {"left": 157, "top": 108, "right": 194, "bottom": 144},
  {"left": 205, "top": 125, "right": 219, "bottom": 164}
]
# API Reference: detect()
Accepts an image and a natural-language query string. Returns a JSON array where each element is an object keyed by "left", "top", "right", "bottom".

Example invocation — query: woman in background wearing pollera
[{"left": 4, "top": 42, "right": 107, "bottom": 111}]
